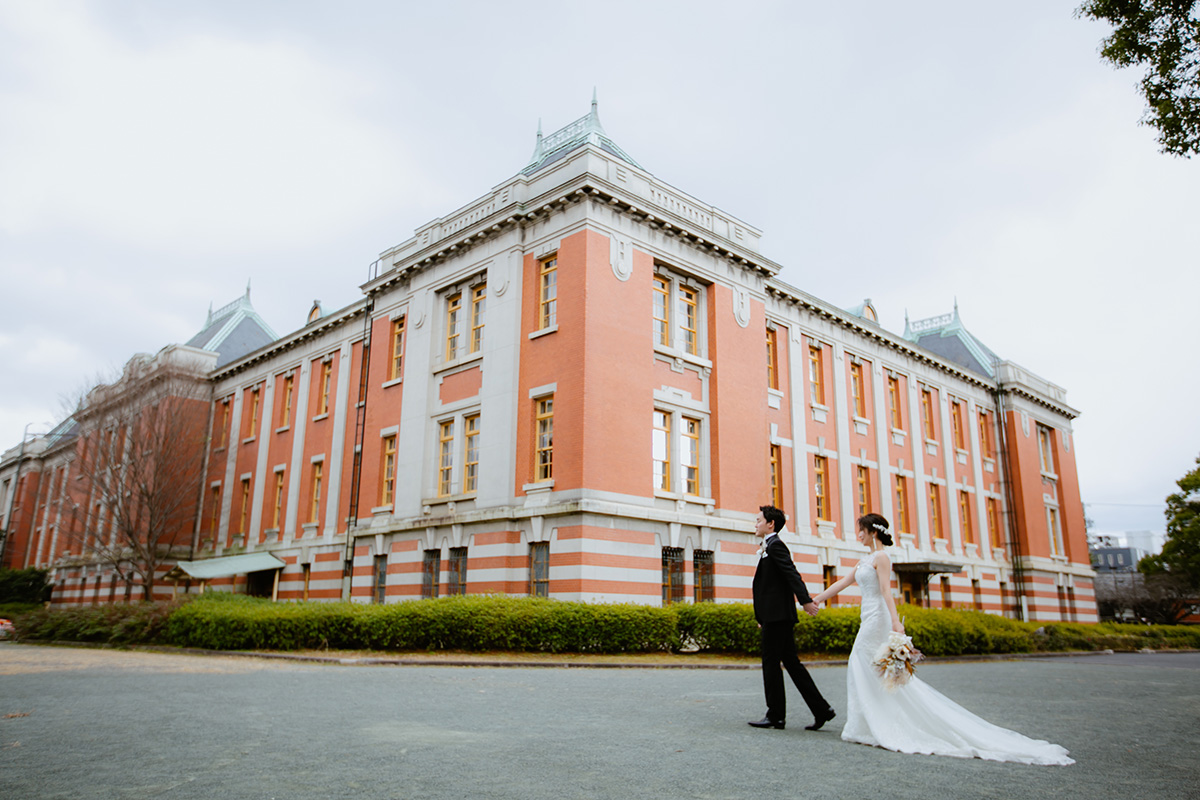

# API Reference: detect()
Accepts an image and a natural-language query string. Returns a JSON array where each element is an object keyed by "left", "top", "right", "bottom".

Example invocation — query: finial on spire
[
  {"left": 246, "top": 278, "right": 252, "bottom": 299},
  {"left": 206, "top": 302, "right": 213, "bottom": 326},
  {"left": 592, "top": 86, "right": 598, "bottom": 111}
]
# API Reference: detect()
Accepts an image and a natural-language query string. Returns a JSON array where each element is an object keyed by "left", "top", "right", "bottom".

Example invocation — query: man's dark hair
[{"left": 760, "top": 505, "right": 786, "bottom": 533}]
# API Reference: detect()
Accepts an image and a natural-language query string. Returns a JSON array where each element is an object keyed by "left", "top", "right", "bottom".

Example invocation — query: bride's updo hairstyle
[{"left": 858, "top": 513, "right": 893, "bottom": 546}]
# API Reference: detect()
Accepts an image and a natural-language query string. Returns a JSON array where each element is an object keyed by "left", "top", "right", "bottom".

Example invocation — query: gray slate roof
[
  {"left": 186, "top": 289, "right": 278, "bottom": 368},
  {"left": 904, "top": 302, "right": 1000, "bottom": 379}
]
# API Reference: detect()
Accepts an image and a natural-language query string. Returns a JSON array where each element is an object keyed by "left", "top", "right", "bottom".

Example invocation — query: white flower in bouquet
[{"left": 871, "top": 630, "right": 925, "bottom": 690}]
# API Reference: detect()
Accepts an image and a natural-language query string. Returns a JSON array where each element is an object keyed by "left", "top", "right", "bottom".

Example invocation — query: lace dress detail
[{"left": 842, "top": 552, "right": 1074, "bottom": 765}]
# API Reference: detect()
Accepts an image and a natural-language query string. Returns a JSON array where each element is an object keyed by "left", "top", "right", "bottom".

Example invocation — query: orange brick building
[{"left": 0, "top": 100, "right": 1096, "bottom": 622}]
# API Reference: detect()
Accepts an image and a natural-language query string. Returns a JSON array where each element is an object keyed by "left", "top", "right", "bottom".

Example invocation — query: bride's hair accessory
[
  {"left": 871, "top": 522, "right": 887, "bottom": 533},
  {"left": 871, "top": 631, "right": 925, "bottom": 690}
]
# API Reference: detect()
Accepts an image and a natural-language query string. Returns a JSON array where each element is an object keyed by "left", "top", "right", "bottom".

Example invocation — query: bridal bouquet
[{"left": 871, "top": 631, "right": 925, "bottom": 690}]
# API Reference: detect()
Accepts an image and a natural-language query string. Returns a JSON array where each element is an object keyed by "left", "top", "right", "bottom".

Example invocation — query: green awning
[{"left": 167, "top": 552, "right": 286, "bottom": 580}]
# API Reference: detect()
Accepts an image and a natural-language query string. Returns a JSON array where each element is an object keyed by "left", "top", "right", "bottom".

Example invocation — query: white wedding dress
[{"left": 841, "top": 552, "right": 1074, "bottom": 765}]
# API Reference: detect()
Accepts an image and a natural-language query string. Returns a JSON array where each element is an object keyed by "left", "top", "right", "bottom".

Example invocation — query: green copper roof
[{"left": 523, "top": 91, "right": 642, "bottom": 175}]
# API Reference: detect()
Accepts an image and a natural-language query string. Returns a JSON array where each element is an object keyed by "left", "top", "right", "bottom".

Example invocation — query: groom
[{"left": 749, "top": 505, "right": 836, "bottom": 731}]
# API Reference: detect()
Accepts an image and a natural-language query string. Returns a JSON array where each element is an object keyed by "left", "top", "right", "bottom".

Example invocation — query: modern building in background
[{"left": 0, "top": 100, "right": 1097, "bottom": 622}]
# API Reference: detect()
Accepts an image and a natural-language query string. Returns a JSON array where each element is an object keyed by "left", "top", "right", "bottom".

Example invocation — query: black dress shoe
[
  {"left": 748, "top": 717, "right": 785, "bottom": 729},
  {"left": 805, "top": 708, "right": 836, "bottom": 731}
]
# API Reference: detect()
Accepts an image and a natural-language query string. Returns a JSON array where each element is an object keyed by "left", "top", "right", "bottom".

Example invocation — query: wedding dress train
[{"left": 841, "top": 553, "right": 1074, "bottom": 765}]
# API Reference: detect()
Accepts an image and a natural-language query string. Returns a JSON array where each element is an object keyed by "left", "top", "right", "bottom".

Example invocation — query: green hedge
[
  {"left": 13, "top": 600, "right": 180, "bottom": 645},
  {"left": 0, "top": 568, "right": 52, "bottom": 604},
  {"left": 165, "top": 594, "right": 683, "bottom": 654},
  {"left": 12, "top": 594, "right": 1200, "bottom": 656}
]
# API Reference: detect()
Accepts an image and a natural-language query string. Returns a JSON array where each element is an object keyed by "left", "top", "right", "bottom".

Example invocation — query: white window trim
[
  {"left": 652, "top": 403, "right": 713, "bottom": 503},
  {"left": 652, "top": 266, "right": 708, "bottom": 361}
]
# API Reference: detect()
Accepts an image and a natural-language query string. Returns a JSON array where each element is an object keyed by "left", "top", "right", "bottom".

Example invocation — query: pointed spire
[
  {"left": 206, "top": 302, "right": 213, "bottom": 327},
  {"left": 902, "top": 309, "right": 911, "bottom": 339},
  {"left": 587, "top": 87, "right": 606, "bottom": 136},
  {"left": 245, "top": 278, "right": 252, "bottom": 300},
  {"left": 529, "top": 117, "right": 544, "bottom": 164}
]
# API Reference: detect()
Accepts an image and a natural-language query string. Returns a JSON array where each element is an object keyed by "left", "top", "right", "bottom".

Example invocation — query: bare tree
[{"left": 59, "top": 350, "right": 212, "bottom": 600}]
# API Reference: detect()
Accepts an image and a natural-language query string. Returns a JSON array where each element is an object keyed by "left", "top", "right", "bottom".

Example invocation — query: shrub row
[
  {"left": 11, "top": 594, "right": 1200, "bottom": 655},
  {"left": 0, "top": 568, "right": 52, "bottom": 604}
]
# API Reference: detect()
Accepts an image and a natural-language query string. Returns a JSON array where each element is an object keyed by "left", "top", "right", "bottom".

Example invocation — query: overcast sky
[{"left": 2, "top": 1, "right": 1195, "bottom": 546}]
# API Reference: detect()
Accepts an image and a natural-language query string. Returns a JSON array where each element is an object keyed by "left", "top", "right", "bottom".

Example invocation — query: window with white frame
[
  {"left": 1038, "top": 424, "right": 1056, "bottom": 476},
  {"left": 443, "top": 276, "right": 486, "bottom": 362},
  {"left": 1046, "top": 504, "right": 1064, "bottom": 556},
  {"left": 652, "top": 267, "right": 707, "bottom": 358},
  {"left": 433, "top": 409, "right": 482, "bottom": 499},
  {"left": 652, "top": 407, "right": 707, "bottom": 498}
]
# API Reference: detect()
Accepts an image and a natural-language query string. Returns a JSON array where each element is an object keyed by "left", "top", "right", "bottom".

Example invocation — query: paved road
[{"left": 1, "top": 644, "right": 1197, "bottom": 800}]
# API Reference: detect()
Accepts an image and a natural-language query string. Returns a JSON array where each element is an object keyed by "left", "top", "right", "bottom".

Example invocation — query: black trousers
[{"left": 760, "top": 621, "right": 830, "bottom": 723}]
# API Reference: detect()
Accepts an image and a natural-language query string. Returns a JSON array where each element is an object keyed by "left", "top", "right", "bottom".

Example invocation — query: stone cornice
[
  {"left": 210, "top": 299, "right": 370, "bottom": 381},
  {"left": 764, "top": 280, "right": 995, "bottom": 392},
  {"left": 364, "top": 143, "right": 777, "bottom": 297}
]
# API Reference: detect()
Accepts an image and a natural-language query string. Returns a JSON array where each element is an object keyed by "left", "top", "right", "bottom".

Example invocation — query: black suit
[{"left": 752, "top": 531, "right": 832, "bottom": 724}]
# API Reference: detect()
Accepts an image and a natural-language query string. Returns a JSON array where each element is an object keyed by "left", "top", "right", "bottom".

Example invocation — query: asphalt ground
[{"left": 1, "top": 644, "right": 1198, "bottom": 800}]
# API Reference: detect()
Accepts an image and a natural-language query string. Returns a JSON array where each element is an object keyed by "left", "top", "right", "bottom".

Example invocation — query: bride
[{"left": 811, "top": 513, "right": 1074, "bottom": 765}]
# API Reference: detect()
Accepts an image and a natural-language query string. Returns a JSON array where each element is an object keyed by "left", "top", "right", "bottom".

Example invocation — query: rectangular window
[
  {"left": 809, "top": 346, "right": 825, "bottom": 405},
  {"left": 1038, "top": 425, "right": 1055, "bottom": 475},
  {"left": 529, "top": 542, "right": 549, "bottom": 597},
  {"left": 856, "top": 465, "right": 871, "bottom": 518},
  {"left": 814, "top": 455, "right": 830, "bottom": 521},
  {"left": 921, "top": 388, "right": 935, "bottom": 439},
  {"left": 652, "top": 410, "right": 672, "bottom": 492},
  {"left": 888, "top": 374, "right": 903, "bottom": 430},
  {"left": 653, "top": 275, "right": 670, "bottom": 346},
  {"left": 959, "top": 490, "right": 974, "bottom": 544},
  {"left": 217, "top": 400, "right": 230, "bottom": 449},
  {"left": 693, "top": 550, "right": 715, "bottom": 602},
  {"left": 679, "top": 286, "right": 699, "bottom": 355},
  {"left": 448, "top": 547, "right": 468, "bottom": 596},
  {"left": 209, "top": 485, "right": 221, "bottom": 538},
  {"left": 978, "top": 411, "right": 993, "bottom": 458},
  {"left": 278, "top": 375, "right": 294, "bottom": 428},
  {"left": 380, "top": 434, "right": 396, "bottom": 506},
  {"left": 661, "top": 547, "right": 684, "bottom": 605},
  {"left": 319, "top": 361, "right": 333, "bottom": 416},
  {"left": 539, "top": 257, "right": 557, "bottom": 330},
  {"left": 951, "top": 400, "right": 965, "bottom": 450},
  {"left": 438, "top": 420, "right": 455, "bottom": 497},
  {"left": 302, "top": 563, "right": 311, "bottom": 601},
  {"left": 823, "top": 566, "right": 837, "bottom": 607},
  {"left": 766, "top": 327, "right": 779, "bottom": 390},
  {"left": 535, "top": 396, "right": 553, "bottom": 482},
  {"left": 1047, "top": 505, "right": 1063, "bottom": 556},
  {"left": 389, "top": 316, "right": 406, "bottom": 380},
  {"left": 850, "top": 361, "right": 866, "bottom": 417},
  {"left": 422, "top": 550, "right": 440, "bottom": 599},
  {"left": 929, "top": 483, "right": 944, "bottom": 539},
  {"left": 895, "top": 475, "right": 910, "bottom": 533},
  {"left": 247, "top": 388, "right": 260, "bottom": 438},
  {"left": 941, "top": 576, "right": 952, "bottom": 608},
  {"left": 463, "top": 414, "right": 480, "bottom": 494},
  {"left": 681, "top": 416, "right": 701, "bottom": 496},
  {"left": 272, "top": 472, "right": 285, "bottom": 529},
  {"left": 987, "top": 497, "right": 1002, "bottom": 548},
  {"left": 373, "top": 555, "right": 388, "bottom": 604},
  {"left": 309, "top": 462, "right": 323, "bottom": 524},
  {"left": 770, "top": 444, "right": 783, "bottom": 509},
  {"left": 238, "top": 478, "right": 251, "bottom": 535},
  {"left": 470, "top": 283, "right": 486, "bottom": 354},
  {"left": 445, "top": 292, "right": 463, "bottom": 360},
  {"left": 972, "top": 579, "right": 982, "bottom": 611}
]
